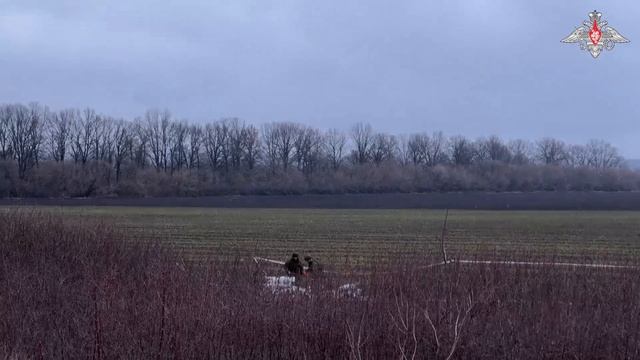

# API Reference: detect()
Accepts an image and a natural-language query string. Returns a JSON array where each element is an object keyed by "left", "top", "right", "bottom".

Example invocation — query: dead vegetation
[{"left": 2, "top": 211, "right": 640, "bottom": 359}]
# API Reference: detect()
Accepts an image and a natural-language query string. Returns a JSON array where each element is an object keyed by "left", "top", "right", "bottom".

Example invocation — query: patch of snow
[
  {"left": 335, "top": 283, "right": 362, "bottom": 298},
  {"left": 264, "top": 276, "right": 306, "bottom": 294},
  {"left": 264, "top": 276, "right": 363, "bottom": 298}
]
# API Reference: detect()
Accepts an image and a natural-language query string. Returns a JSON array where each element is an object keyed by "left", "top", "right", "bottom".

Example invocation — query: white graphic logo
[{"left": 562, "top": 11, "right": 629, "bottom": 58}]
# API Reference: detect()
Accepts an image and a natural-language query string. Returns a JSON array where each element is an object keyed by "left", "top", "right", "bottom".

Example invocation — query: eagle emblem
[{"left": 562, "top": 11, "right": 629, "bottom": 58}]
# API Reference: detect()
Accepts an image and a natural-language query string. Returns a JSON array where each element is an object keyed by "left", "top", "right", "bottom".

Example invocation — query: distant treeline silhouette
[{"left": 0, "top": 102, "right": 637, "bottom": 197}]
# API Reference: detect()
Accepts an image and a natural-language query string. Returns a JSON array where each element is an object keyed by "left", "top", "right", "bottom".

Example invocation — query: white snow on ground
[
  {"left": 264, "top": 276, "right": 362, "bottom": 298},
  {"left": 441, "top": 259, "right": 638, "bottom": 269},
  {"left": 335, "top": 283, "right": 362, "bottom": 298},
  {"left": 264, "top": 276, "right": 306, "bottom": 294}
]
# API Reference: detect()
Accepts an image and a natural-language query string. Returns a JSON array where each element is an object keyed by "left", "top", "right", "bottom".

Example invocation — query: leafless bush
[{"left": 1, "top": 212, "right": 640, "bottom": 358}]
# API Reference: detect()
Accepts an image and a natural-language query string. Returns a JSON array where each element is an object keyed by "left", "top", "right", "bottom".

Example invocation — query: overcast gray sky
[{"left": 1, "top": 1, "right": 639, "bottom": 156}]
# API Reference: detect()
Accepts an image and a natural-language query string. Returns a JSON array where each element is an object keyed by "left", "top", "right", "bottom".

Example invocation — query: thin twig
[
  {"left": 423, "top": 303, "right": 440, "bottom": 355},
  {"left": 440, "top": 209, "right": 449, "bottom": 263}
]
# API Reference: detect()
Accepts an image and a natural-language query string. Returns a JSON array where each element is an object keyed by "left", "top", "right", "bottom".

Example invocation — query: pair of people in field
[{"left": 284, "top": 253, "right": 320, "bottom": 276}]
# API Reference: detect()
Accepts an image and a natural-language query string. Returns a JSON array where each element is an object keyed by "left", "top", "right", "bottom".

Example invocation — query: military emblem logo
[{"left": 562, "top": 10, "right": 629, "bottom": 58}]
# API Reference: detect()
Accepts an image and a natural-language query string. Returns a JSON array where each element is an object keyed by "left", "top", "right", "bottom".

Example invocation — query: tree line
[{"left": 0, "top": 102, "right": 637, "bottom": 197}]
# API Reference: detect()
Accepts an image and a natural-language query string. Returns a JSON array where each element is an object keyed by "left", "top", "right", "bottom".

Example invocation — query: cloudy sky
[{"left": 1, "top": 1, "right": 639, "bottom": 156}]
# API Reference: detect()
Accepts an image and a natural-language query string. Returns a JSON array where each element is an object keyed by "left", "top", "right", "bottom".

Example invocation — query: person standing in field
[{"left": 284, "top": 253, "right": 304, "bottom": 275}]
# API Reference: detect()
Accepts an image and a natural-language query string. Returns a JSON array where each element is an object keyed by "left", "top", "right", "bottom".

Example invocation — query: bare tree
[
  {"left": 396, "top": 135, "right": 411, "bottom": 166},
  {"left": 566, "top": 144, "right": 588, "bottom": 168},
  {"left": 93, "top": 116, "right": 115, "bottom": 163},
  {"left": 113, "top": 120, "right": 131, "bottom": 182},
  {"left": 370, "top": 133, "right": 397, "bottom": 165},
  {"left": 425, "top": 131, "right": 447, "bottom": 166},
  {"left": 449, "top": 136, "right": 474, "bottom": 166},
  {"left": 585, "top": 139, "right": 623, "bottom": 169},
  {"left": 407, "top": 133, "right": 428, "bottom": 165},
  {"left": 508, "top": 139, "right": 531, "bottom": 165},
  {"left": 324, "top": 129, "right": 347, "bottom": 170},
  {"left": 277, "top": 122, "right": 300, "bottom": 171},
  {"left": 261, "top": 123, "right": 279, "bottom": 171},
  {"left": 30, "top": 104, "right": 47, "bottom": 167},
  {"left": 169, "top": 121, "right": 188, "bottom": 173},
  {"left": 70, "top": 108, "right": 98, "bottom": 165},
  {"left": 0, "top": 105, "right": 13, "bottom": 160},
  {"left": 351, "top": 123, "right": 373, "bottom": 165},
  {"left": 217, "top": 120, "right": 232, "bottom": 172},
  {"left": 535, "top": 138, "right": 566, "bottom": 165},
  {"left": 227, "top": 119, "right": 245, "bottom": 171},
  {"left": 6, "top": 103, "right": 45, "bottom": 178},
  {"left": 242, "top": 124, "right": 260, "bottom": 170},
  {"left": 204, "top": 122, "right": 224, "bottom": 171},
  {"left": 262, "top": 122, "right": 299, "bottom": 171},
  {"left": 479, "top": 135, "right": 511, "bottom": 163},
  {"left": 131, "top": 118, "right": 149, "bottom": 169},
  {"left": 187, "top": 124, "right": 202, "bottom": 170},
  {"left": 294, "top": 126, "right": 323, "bottom": 175},
  {"left": 145, "top": 109, "right": 172, "bottom": 172},
  {"left": 47, "top": 109, "right": 75, "bottom": 162},
  {"left": 473, "top": 138, "right": 490, "bottom": 163}
]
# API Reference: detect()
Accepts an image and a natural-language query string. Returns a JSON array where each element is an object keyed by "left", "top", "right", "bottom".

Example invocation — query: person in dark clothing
[
  {"left": 284, "top": 253, "right": 304, "bottom": 275},
  {"left": 304, "top": 256, "right": 322, "bottom": 274}
]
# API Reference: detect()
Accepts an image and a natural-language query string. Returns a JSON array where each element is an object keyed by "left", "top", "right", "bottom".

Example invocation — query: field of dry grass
[{"left": 14, "top": 206, "right": 640, "bottom": 265}]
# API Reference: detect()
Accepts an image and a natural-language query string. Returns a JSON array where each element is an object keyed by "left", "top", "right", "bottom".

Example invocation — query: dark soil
[{"left": 2, "top": 191, "right": 640, "bottom": 210}]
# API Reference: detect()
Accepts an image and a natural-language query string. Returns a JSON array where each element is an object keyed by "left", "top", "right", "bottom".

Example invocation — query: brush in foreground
[{"left": 1, "top": 211, "right": 640, "bottom": 359}]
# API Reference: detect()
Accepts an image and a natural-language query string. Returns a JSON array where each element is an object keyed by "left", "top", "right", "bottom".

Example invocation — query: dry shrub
[{"left": 1, "top": 211, "right": 640, "bottom": 359}]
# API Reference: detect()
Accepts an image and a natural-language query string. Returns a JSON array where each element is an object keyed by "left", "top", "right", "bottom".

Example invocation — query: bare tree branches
[
  {"left": 389, "top": 290, "right": 419, "bottom": 360},
  {"left": 0, "top": 105, "right": 13, "bottom": 160},
  {"left": 449, "top": 136, "right": 474, "bottom": 166},
  {"left": 585, "top": 139, "right": 623, "bottom": 169},
  {"left": 351, "top": 123, "right": 373, "bottom": 165},
  {"left": 144, "top": 109, "right": 171, "bottom": 172},
  {"left": 262, "top": 122, "right": 304, "bottom": 172},
  {"left": 325, "top": 129, "right": 346, "bottom": 170},
  {"left": 48, "top": 109, "right": 74, "bottom": 162},
  {"left": 445, "top": 293, "right": 475, "bottom": 360},
  {"left": 0, "top": 102, "right": 631, "bottom": 194},
  {"left": 70, "top": 108, "right": 97, "bottom": 165},
  {"left": 370, "top": 133, "right": 397, "bottom": 166},
  {"left": 508, "top": 139, "right": 532, "bottom": 165},
  {"left": 187, "top": 124, "right": 202, "bottom": 170},
  {"left": 5, "top": 103, "right": 45, "bottom": 178},
  {"left": 536, "top": 138, "right": 567, "bottom": 165},
  {"left": 113, "top": 120, "right": 131, "bottom": 182},
  {"left": 346, "top": 314, "right": 366, "bottom": 360},
  {"left": 423, "top": 303, "right": 441, "bottom": 355},
  {"left": 407, "top": 132, "right": 448, "bottom": 167}
]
